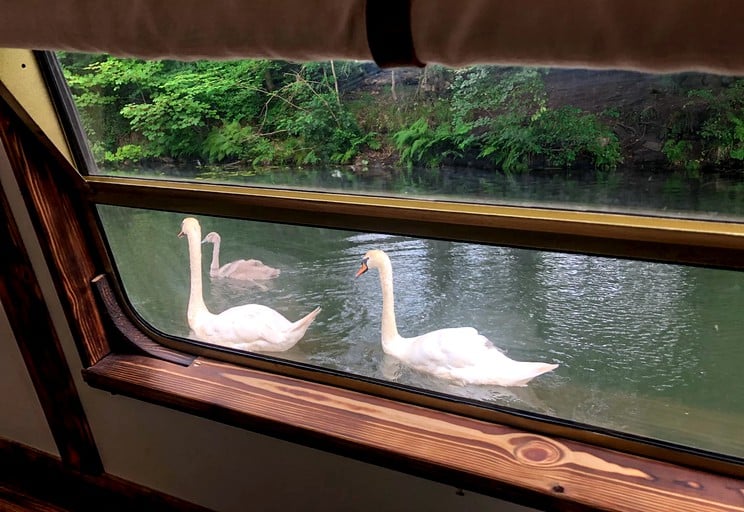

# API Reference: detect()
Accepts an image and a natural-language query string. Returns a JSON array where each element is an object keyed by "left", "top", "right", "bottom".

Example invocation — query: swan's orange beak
[
  {"left": 355, "top": 260, "right": 368, "bottom": 278},
  {"left": 177, "top": 229, "right": 185, "bottom": 238}
]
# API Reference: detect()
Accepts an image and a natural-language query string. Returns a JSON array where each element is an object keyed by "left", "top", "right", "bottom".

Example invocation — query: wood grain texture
[
  {"left": 0, "top": 486, "right": 71, "bottom": 512},
  {"left": 84, "top": 354, "right": 744, "bottom": 512},
  {"left": 0, "top": 163, "right": 103, "bottom": 474},
  {"left": 0, "top": 438, "right": 214, "bottom": 512},
  {"left": 0, "top": 94, "right": 110, "bottom": 366},
  {"left": 92, "top": 274, "right": 196, "bottom": 366}
]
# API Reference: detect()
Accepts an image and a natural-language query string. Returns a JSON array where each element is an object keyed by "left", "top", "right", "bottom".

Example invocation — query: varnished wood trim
[
  {"left": 0, "top": 438, "right": 214, "bottom": 512},
  {"left": 79, "top": 272, "right": 744, "bottom": 484},
  {"left": 87, "top": 176, "right": 744, "bottom": 270},
  {"left": 0, "top": 94, "right": 111, "bottom": 367},
  {"left": 84, "top": 354, "right": 744, "bottom": 512},
  {"left": 0, "top": 168, "right": 102, "bottom": 473},
  {"left": 0, "top": 486, "right": 69, "bottom": 512},
  {"left": 92, "top": 274, "right": 196, "bottom": 366}
]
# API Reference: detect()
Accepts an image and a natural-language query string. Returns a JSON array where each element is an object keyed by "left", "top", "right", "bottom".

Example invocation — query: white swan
[
  {"left": 201, "top": 231, "right": 280, "bottom": 281},
  {"left": 355, "top": 249, "right": 558, "bottom": 387},
  {"left": 179, "top": 217, "right": 321, "bottom": 352}
]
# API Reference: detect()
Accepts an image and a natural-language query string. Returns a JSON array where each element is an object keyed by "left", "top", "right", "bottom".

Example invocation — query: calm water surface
[
  {"left": 96, "top": 166, "right": 744, "bottom": 459},
  {"left": 132, "top": 164, "right": 744, "bottom": 220}
]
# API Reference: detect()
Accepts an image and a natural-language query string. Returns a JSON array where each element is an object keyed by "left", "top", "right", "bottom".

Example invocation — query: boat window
[
  {"left": 54, "top": 52, "right": 744, "bottom": 466},
  {"left": 58, "top": 54, "right": 744, "bottom": 222},
  {"left": 97, "top": 203, "right": 744, "bottom": 460}
]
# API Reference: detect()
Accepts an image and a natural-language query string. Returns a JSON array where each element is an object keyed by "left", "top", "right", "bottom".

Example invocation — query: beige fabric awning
[{"left": 1, "top": 0, "right": 743, "bottom": 73}]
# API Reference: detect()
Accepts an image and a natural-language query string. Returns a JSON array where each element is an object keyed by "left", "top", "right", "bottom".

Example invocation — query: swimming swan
[
  {"left": 201, "top": 231, "right": 280, "bottom": 281},
  {"left": 179, "top": 217, "right": 320, "bottom": 352},
  {"left": 355, "top": 249, "right": 558, "bottom": 386}
]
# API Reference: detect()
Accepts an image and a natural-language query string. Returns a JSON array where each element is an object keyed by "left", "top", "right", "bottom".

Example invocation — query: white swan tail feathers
[
  {"left": 491, "top": 362, "right": 560, "bottom": 387},
  {"left": 290, "top": 306, "right": 322, "bottom": 338}
]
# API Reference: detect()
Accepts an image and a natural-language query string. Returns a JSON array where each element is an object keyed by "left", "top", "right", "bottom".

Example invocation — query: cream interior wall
[
  {"left": 0, "top": 50, "right": 72, "bottom": 164},
  {"left": 0, "top": 302, "right": 58, "bottom": 455},
  {"left": 0, "top": 131, "right": 534, "bottom": 512}
]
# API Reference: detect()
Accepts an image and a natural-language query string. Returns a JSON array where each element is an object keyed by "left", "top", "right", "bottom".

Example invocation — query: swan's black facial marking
[{"left": 355, "top": 257, "right": 369, "bottom": 278}]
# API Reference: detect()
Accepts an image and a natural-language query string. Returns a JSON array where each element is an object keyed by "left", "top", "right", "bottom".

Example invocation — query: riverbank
[
  {"left": 60, "top": 53, "right": 744, "bottom": 176},
  {"left": 344, "top": 67, "right": 744, "bottom": 174}
]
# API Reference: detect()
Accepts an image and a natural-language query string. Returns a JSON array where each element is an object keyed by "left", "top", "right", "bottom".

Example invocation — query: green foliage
[
  {"left": 65, "top": 55, "right": 738, "bottom": 177},
  {"left": 105, "top": 144, "right": 150, "bottom": 164},
  {"left": 667, "top": 80, "right": 744, "bottom": 169},
  {"left": 730, "top": 116, "right": 744, "bottom": 160},
  {"left": 477, "top": 114, "right": 539, "bottom": 173},
  {"left": 58, "top": 54, "right": 372, "bottom": 169},
  {"left": 391, "top": 67, "right": 621, "bottom": 173},
  {"left": 203, "top": 121, "right": 257, "bottom": 163},
  {"left": 602, "top": 107, "right": 621, "bottom": 119},
  {"left": 662, "top": 139, "right": 700, "bottom": 174},
  {"left": 533, "top": 106, "right": 622, "bottom": 170},
  {"left": 58, "top": 53, "right": 150, "bottom": 152},
  {"left": 268, "top": 65, "right": 374, "bottom": 165},
  {"left": 392, "top": 118, "right": 462, "bottom": 168}
]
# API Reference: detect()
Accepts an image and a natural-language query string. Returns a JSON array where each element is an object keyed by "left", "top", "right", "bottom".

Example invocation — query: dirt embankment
[
  {"left": 348, "top": 67, "right": 731, "bottom": 170},
  {"left": 544, "top": 69, "right": 729, "bottom": 167}
]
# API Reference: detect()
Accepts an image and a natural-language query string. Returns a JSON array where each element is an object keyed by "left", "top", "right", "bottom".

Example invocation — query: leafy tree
[
  {"left": 694, "top": 81, "right": 744, "bottom": 164},
  {"left": 532, "top": 106, "right": 621, "bottom": 170},
  {"left": 663, "top": 79, "right": 744, "bottom": 172},
  {"left": 59, "top": 53, "right": 161, "bottom": 161},
  {"left": 266, "top": 63, "right": 376, "bottom": 165},
  {"left": 58, "top": 55, "right": 372, "bottom": 168},
  {"left": 393, "top": 67, "right": 621, "bottom": 172}
]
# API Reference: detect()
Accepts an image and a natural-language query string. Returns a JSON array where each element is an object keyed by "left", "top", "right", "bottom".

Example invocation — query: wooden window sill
[{"left": 83, "top": 353, "right": 744, "bottom": 512}]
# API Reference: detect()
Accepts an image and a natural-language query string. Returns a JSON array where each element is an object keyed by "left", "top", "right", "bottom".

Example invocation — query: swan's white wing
[
  {"left": 406, "top": 327, "right": 502, "bottom": 369},
  {"left": 216, "top": 259, "right": 245, "bottom": 277},
  {"left": 207, "top": 304, "right": 291, "bottom": 347},
  {"left": 403, "top": 327, "right": 554, "bottom": 386},
  {"left": 219, "top": 259, "right": 280, "bottom": 280}
]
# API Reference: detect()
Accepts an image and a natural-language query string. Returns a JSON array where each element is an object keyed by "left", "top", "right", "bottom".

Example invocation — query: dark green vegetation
[{"left": 58, "top": 53, "right": 744, "bottom": 176}]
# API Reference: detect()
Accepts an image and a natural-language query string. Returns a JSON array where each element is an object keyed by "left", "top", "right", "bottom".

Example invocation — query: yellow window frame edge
[{"left": 86, "top": 175, "right": 744, "bottom": 271}]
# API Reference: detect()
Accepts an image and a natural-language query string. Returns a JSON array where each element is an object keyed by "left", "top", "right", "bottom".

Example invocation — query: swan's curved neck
[
  {"left": 208, "top": 237, "right": 221, "bottom": 272},
  {"left": 377, "top": 260, "right": 400, "bottom": 345},
  {"left": 187, "top": 230, "right": 208, "bottom": 319}
]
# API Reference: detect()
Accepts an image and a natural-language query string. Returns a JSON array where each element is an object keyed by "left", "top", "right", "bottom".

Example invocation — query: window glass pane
[
  {"left": 97, "top": 204, "right": 744, "bottom": 459},
  {"left": 59, "top": 53, "right": 744, "bottom": 221}
]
